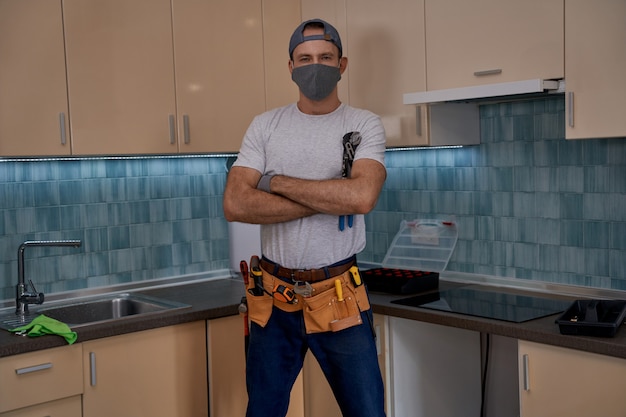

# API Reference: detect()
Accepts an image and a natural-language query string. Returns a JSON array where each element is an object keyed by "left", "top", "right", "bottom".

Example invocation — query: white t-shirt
[{"left": 233, "top": 102, "right": 386, "bottom": 270}]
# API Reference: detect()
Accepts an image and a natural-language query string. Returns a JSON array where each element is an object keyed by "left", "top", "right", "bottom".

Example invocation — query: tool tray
[
  {"left": 555, "top": 299, "right": 626, "bottom": 337},
  {"left": 361, "top": 268, "right": 439, "bottom": 295}
]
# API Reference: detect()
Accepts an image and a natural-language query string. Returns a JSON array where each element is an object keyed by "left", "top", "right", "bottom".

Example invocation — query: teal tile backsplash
[
  {"left": 0, "top": 96, "right": 625, "bottom": 301},
  {"left": 364, "top": 97, "right": 626, "bottom": 289},
  {"left": 0, "top": 157, "right": 229, "bottom": 300}
]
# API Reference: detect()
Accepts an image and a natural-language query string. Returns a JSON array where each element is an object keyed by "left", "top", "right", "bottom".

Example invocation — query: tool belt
[
  {"left": 260, "top": 255, "right": 356, "bottom": 283},
  {"left": 245, "top": 261, "right": 370, "bottom": 334}
]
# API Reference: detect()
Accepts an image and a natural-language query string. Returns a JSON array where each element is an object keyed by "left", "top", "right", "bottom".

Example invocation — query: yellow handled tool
[
  {"left": 349, "top": 265, "right": 362, "bottom": 286},
  {"left": 334, "top": 279, "right": 344, "bottom": 302}
]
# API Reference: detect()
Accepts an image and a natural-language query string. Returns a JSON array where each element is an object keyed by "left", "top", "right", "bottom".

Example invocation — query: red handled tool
[{"left": 238, "top": 260, "right": 250, "bottom": 358}]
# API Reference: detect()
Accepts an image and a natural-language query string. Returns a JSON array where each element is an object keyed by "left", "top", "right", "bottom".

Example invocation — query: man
[{"left": 223, "top": 18, "right": 387, "bottom": 417}]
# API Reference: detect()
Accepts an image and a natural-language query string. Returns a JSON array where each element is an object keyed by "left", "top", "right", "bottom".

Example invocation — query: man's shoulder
[
  {"left": 258, "top": 103, "right": 297, "bottom": 119},
  {"left": 340, "top": 103, "right": 380, "bottom": 121}
]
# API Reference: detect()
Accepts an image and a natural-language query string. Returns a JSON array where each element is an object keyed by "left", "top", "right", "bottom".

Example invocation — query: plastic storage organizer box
[
  {"left": 361, "top": 220, "right": 457, "bottom": 295},
  {"left": 381, "top": 219, "right": 458, "bottom": 273}
]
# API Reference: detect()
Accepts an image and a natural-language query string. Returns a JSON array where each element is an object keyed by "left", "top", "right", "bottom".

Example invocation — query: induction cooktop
[{"left": 391, "top": 286, "right": 572, "bottom": 323}]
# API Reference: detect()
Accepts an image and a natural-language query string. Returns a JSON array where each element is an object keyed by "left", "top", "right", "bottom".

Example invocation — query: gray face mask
[{"left": 291, "top": 64, "right": 341, "bottom": 101}]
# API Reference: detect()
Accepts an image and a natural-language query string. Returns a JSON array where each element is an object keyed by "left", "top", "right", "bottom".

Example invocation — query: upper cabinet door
[
  {"left": 0, "top": 0, "right": 70, "bottom": 156},
  {"left": 261, "top": 0, "right": 301, "bottom": 111},
  {"left": 346, "top": 0, "right": 428, "bottom": 147},
  {"left": 303, "top": 0, "right": 432, "bottom": 147},
  {"left": 425, "top": 0, "right": 564, "bottom": 90},
  {"left": 63, "top": 0, "right": 178, "bottom": 155},
  {"left": 565, "top": 0, "right": 626, "bottom": 140},
  {"left": 172, "top": 0, "right": 266, "bottom": 153},
  {"left": 172, "top": 0, "right": 300, "bottom": 154}
]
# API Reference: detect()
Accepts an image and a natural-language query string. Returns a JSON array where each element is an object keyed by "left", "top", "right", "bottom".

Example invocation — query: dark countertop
[
  {"left": 2, "top": 277, "right": 626, "bottom": 360},
  {"left": 370, "top": 281, "right": 626, "bottom": 360},
  {"left": 0, "top": 278, "right": 244, "bottom": 358}
]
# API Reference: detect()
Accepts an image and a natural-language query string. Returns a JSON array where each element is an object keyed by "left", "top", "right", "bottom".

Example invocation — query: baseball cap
[{"left": 288, "top": 18, "right": 343, "bottom": 59}]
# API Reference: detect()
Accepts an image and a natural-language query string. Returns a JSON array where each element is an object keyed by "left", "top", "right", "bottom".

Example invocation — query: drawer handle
[
  {"left": 59, "top": 113, "right": 67, "bottom": 145},
  {"left": 522, "top": 354, "right": 530, "bottom": 391},
  {"left": 183, "top": 114, "right": 191, "bottom": 144},
  {"left": 473, "top": 69, "right": 502, "bottom": 76},
  {"left": 568, "top": 91, "right": 575, "bottom": 127},
  {"left": 90, "top": 351, "right": 97, "bottom": 386},
  {"left": 169, "top": 114, "right": 176, "bottom": 144},
  {"left": 15, "top": 362, "right": 52, "bottom": 375}
]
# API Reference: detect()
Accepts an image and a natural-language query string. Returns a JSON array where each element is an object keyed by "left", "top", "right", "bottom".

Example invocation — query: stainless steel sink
[{"left": 0, "top": 293, "right": 190, "bottom": 331}]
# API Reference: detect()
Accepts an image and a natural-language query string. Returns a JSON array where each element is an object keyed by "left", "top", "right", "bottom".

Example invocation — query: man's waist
[{"left": 260, "top": 255, "right": 356, "bottom": 283}]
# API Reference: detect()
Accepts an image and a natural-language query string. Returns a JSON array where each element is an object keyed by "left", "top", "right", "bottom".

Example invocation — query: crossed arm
[{"left": 223, "top": 158, "right": 386, "bottom": 225}]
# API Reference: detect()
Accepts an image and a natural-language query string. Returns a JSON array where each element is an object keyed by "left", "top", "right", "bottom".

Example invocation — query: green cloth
[{"left": 10, "top": 314, "right": 77, "bottom": 344}]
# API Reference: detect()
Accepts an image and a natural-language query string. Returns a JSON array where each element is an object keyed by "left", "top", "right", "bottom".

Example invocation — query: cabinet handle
[
  {"left": 183, "top": 115, "right": 190, "bottom": 144},
  {"left": 473, "top": 69, "right": 502, "bottom": 76},
  {"left": 59, "top": 113, "right": 67, "bottom": 145},
  {"left": 375, "top": 324, "right": 381, "bottom": 355},
  {"left": 89, "top": 351, "right": 97, "bottom": 386},
  {"left": 169, "top": 114, "right": 176, "bottom": 144},
  {"left": 568, "top": 91, "right": 574, "bottom": 127},
  {"left": 15, "top": 362, "right": 52, "bottom": 375},
  {"left": 415, "top": 106, "right": 422, "bottom": 137},
  {"left": 522, "top": 354, "right": 530, "bottom": 391}
]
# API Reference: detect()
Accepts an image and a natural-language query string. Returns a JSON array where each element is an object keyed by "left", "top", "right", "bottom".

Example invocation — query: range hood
[{"left": 404, "top": 79, "right": 564, "bottom": 105}]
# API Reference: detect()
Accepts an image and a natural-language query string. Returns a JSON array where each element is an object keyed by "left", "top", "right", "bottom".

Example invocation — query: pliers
[{"left": 339, "top": 132, "right": 362, "bottom": 231}]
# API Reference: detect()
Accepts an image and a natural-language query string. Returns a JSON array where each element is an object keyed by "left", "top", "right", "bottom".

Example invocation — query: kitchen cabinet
[
  {"left": 0, "top": 0, "right": 70, "bottom": 157},
  {"left": 171, "top": 0, "right": 264, "bottom": 153},
  {"left": 63, "top": 0, "right": 177, "bottom": 155},
  {"left": 63, "top": 0, "right": 299, "bottom": 156},
  {"left": 518, "top": 340, "right": 626, "bottom": 417},
  {"left": 344, "top": 0, "right": 430, "bottom": 147},
  {"left": 0, "top": 344, "right": 82, "bottom": 414},
  {"left": 262, "top": 0, "right": 303, "bottom": 111},
  {"left": 425, "top": 0, "right": 564, "bottom": 91},
  {"left": 302, "top": 0, "right": 477, "bottom": 147},
  {"left": 207, "top": 314, "right": 304, "bottom": 417},
  {"left": 171, "top": 0, "right": 299, "bottom": 153},
  {"left": 564, "top": 0, "right": 626, "bottom": 140},
  {"left": 0, "top": 396, "right": 82, "bottom": 417},
  {"left": 82, "top": 321, "right": 208, "bottom": 417},
  {"left": 387, "top": 317, "right": 482, "bottom": 417}
]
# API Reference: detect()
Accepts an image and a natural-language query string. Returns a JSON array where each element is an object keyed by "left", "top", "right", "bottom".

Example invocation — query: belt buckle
[
  {"left": 293, "top": 280, "right": 313, "bottom": 297},
  {"left": 292, "top": 269, "right": 313, "bottom": 282}
]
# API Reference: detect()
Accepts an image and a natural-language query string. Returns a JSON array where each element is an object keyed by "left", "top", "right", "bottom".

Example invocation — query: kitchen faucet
[{"left": 16, "top": 240, "right": 82, "bottom": 315}]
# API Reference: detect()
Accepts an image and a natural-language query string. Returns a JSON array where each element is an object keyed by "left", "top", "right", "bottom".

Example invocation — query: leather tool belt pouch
[
  {"left": 249, "top": 267, "right": 371, "bottom": 334},
  {"left": 303, "top": 271, "right": 369, "bottom": 334},
  {"left": 245, "top": 275, "right": 274, "bottom": 328}
]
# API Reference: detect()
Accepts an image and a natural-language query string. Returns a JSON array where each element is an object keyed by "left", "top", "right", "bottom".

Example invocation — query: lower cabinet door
[
  {"left": 388, "top": 317, "right": 482, "bottom": 417},
  {"left": 519, "top": 340, "right": 626, "bottom": 417},
  {"left": 207, "top": 315, "right": 304, "bottom": 417},
  {"left": 0, "top": 344, "right": 82, "bottom": 413},
  {"left": 0, "top": 395, "right": 81, "bottom": 417},
  {"left": 82, "top": 322, "right": 208, "bottom": 417}
]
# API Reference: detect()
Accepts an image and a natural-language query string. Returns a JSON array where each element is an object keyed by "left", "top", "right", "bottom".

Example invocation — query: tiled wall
[
  {"left": 1, "top": 96, "right": 625, "bottom": 302},
  {"left": 365, "top": 97, "right": 626, "bottom": 289},
  {"left": 0, "top": 156, "right": 230, "bottom": 301}
]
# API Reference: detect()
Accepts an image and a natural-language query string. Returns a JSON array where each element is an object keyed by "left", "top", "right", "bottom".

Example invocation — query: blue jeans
[{"left": 245, "top": 306, "right": 386, "bottom": 417}]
